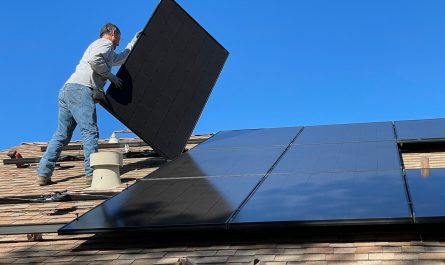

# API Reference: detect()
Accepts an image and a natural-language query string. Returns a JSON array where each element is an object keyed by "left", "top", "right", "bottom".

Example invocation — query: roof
[{"left": 1, "top": 134, "right": 445, "bottom": 264}]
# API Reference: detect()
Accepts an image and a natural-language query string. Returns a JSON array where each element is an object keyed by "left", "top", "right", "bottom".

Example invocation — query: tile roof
[
  {"left": 403, "top": 152, "right": 445, "bottom": 170},
  {"left": 1, "top": 135, "right": 445, "bottom": 264}
]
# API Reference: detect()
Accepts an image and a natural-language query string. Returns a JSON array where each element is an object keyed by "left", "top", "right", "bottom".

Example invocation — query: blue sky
[{"left": 1, "top": 0, "right": 445, "bottom": 150}]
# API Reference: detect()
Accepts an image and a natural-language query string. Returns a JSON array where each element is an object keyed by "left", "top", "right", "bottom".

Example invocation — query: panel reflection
[
  {"left": 61, "top": 175, "right": 262, "bottom": 232},
  {"left": 233, "top": 171, "right": 410, "bottom": 224},
  {"left": 406, "top": 168, "right": 445, "bottom": 220}
]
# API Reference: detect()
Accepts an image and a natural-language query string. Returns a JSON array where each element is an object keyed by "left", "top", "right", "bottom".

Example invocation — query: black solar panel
[
  {"left": 405, "top": 169, "right": 445, "bottom": 223},
  {"left": 273, "top": 141, "right": 401, "bottom": 174},
  {"left": 144, "top": 146, "right": 288, "bottom": 179},
  {"left": 232, "top": 170, "right": 411, "bottom": 225},
  {"left": 394, "top": 118, "right": 445, "bottom": 142},
  {"left": 196, "top": 127, "right": 303, "bottom": 149},
  {"left": 294, "top": 122, "right": 395, "bottom": 145},
  {"left": 59, "top": 176, "right": 262, "bottom": 233},
  {"left": 100, "top": 0, "right": 229, "bottom": 159},
  {"left": 144, "top": 127, "right": 302, "bottom": 179}
]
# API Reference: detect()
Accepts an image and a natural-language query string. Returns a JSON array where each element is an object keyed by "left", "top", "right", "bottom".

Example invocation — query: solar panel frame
[{"left": 100, "top": 0, "right": 229, "bottom": 159}]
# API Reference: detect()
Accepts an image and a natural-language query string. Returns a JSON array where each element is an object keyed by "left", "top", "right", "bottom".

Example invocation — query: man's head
[{"left": 100, "top": 23, "right": 121, "bottom": 49}]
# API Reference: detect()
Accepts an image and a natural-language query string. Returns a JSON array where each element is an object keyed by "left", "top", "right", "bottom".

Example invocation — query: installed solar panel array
[{"left": 61, "top": 119, "right": 445, "bottom": 234}]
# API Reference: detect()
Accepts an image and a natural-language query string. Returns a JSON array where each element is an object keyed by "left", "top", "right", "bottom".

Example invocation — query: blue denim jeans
[{"left": 37, "top": 83, "right": 99, "bottom": 177}]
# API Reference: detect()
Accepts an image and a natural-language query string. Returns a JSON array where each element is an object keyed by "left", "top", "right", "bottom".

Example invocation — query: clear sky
[{"left": 1, "top": 0, "right": 444, "bottom": 150}]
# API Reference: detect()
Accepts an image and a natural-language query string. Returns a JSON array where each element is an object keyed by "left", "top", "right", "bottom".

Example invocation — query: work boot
[
  {"left": 85, "top": 176, "right": 93, "bottom": 186},
  {"left": 37, "top": 176, "right": 53, "bottom": 186}
]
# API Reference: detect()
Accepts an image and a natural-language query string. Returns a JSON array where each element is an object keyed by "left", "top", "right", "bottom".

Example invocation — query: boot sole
[{"left": 37, "top": 176, "right": 54, "bottom": 186}]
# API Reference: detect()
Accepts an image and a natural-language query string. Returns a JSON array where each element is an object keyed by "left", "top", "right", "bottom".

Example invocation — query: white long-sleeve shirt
[{"left": 66, "top": 38, "right": 132, "bottom": 90}]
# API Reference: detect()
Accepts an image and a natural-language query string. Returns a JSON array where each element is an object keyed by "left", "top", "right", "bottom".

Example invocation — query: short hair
[{"left": 99, "top": 23, "right": 121, "bottom": 37}]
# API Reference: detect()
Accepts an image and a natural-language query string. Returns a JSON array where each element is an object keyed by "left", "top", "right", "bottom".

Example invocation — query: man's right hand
[
  {"left": 126, "top": 30, "right": 143, "bottom": 50},
  {"left": 109, "top": 74, "right": 123, "bottom": 88}
]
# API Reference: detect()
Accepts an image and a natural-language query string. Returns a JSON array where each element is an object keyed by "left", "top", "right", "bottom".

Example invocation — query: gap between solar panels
[
  {"left": 224, "top": 127, "right": 305, "bottom": 228},
  {"left": 393, "top": 118, "right": 445, "bottom": 224}
]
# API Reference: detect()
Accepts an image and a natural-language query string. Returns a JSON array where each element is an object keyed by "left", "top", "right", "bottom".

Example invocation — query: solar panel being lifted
[{"left": 100, "top": 0, "right": 229, "bottom": 159}]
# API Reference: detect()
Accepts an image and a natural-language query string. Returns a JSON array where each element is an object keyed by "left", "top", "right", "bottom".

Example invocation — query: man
[{"left": 37, "top": 23, "right": 140, "bottom": 186}]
